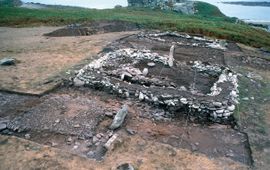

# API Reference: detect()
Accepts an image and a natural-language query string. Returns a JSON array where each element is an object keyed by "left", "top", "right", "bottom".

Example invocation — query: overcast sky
[{"left": 22, "top": 0, "right": 128, "bottom": 9}]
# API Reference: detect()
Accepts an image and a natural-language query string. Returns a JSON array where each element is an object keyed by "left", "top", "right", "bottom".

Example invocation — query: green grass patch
[
  {"left": 194, "top": 1, "right": 225, "bottom": 17},
  {"left": 0, "top": 0, "right": 21, "bottom": 7},
  {"left": 0, "top": 6, "right": 270, "bottom": 50}
]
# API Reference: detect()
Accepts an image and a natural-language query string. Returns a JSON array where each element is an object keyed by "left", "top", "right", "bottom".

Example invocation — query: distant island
[{"left": 222, "top": 1, "right": 270, "bottom": 7}]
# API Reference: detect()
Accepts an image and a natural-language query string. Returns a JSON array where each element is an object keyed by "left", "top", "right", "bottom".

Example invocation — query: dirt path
[{"left": 0, "top": 27, "right": 138, "bottom": 95}]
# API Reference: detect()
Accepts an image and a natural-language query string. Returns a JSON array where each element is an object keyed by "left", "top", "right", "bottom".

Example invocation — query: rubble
[{"left": 73, "top": 31, "right": 239, "bottom": 124}]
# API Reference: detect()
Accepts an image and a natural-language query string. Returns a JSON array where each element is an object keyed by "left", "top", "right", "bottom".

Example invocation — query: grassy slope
[
  {"left": 0, "top": 4, "right": 269, "bottom": 50},
  {"left": 0, "top": 0, "right": 21, "bottom": 7},
  {"left": 194, "top": 1, "right": 226, "bottom": 17}
]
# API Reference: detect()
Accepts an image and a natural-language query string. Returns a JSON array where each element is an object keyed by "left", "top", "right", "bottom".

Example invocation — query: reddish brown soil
[{"left": 0, "top": 22, "right": 270, "bottom": 169}]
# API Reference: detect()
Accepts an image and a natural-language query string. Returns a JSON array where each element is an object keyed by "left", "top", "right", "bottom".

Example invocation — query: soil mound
[{"left": 44, "top": 21, "right": 141, "bottom": 37}]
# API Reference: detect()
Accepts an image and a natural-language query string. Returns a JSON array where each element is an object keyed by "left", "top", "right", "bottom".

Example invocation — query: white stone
[
  {"left": 227, "top": 105, "right": 236, "bottom": 112},
  {"left": 73, "top": 78, "right": 85, "bottom": 86},
  {"left": 216, "top": 109, "right": 224, "bottom": 114},
  {"left": 142, "top": 68, "right": 148, "bottom": 76},
  {"left": 213, "top": 102, "right": 222, "bottom": 107},
  {"left": 139, "top": 92, "right": 144, "bottom": 101},
  {"left": 223, "top": 111, "right": 233, "bottom": 117},
  {"left": 180, "top": 98, "right": 188, "bottom": 104},
  {"left": 168, "top": 45, "right": 175, "bottom": 67},
  {"left": 147, "top": 62, "right": 156, "bottom": 67}
]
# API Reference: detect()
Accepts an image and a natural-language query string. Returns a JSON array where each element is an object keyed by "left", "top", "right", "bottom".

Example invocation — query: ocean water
[
  {"left": 198, "top": 0, "right": 270, "bottom": 22},
  {"left": 22, "top": 0, "right": 270, "bottom": 22}
]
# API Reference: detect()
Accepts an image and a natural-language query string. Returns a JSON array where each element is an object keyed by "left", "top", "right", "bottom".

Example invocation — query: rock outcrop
[{"left": 128, "top": 0, "right": 195, "bottom": 14}]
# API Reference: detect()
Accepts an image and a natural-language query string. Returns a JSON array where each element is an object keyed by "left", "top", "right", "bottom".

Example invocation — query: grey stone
[
  {"left": 139, "top": 92, "right": 144, "bottom": 101},
  {"left": 92, "top": 136, "right": 99, "bottom": 143},
  {"left": 126, "top": 128, "right": 136, "bottom": 135},
  {"left": 121, "top": 72, "right": 133, "bottom": 80},
  {"left": 116, "top": 163, "right": 135, "bottom": 170},
  {"left": 0, "top": 123, "right": 7, "bottom": 131},
  {"left": 223, "top": 111, "right": 232, "bottom": 117},
  {"left": 25, "top": 134, "right": 31, "bottom": 140},
  {"left": 128, "top": 0, "right": 194, "bottom": 15},
  {"left": 213, "top": 102, "right": 222, "bottom": 107},
  {"left": 216, "top": 109, "right": 224, "bottom": 114},
  {"left": 51, "top": 142, "right": 58, "bottom": 147},
  {"left": 180, "top": 98, "right": 188, "bottom": 104},
  {"left": 242, "top": 97, "right": 249, "bottom": 101},
  {"left": 67, "top": 137, "right": 72, "bottom": 143},
  {"left": 73, "top": 124, "right": 80, "bottom": 128},
  {"left": 142, "top": 68, "right": 148, "bottom": 76},
  {"left": 96, "top": 133, "right": 103, "bottom": 139},
  {"left": 124, "top": 91, "right": 130, "bottom": 98},
  {"left": 87, "top": 145, "right": 107, "bottom": 161},
  {"left": 227, "top": 105, "right": 236, "bottom": 112},
  {"left": 104, "top": 134, "right": 118, "bottom": 149},
  {"left": 86, "top": 141, "right": 93, "bottom": 147},
  {"left": 105, "top": 112, "right": 114, "bottom": 117},
  {"left": 152, "top": 96, "right": 159, "bottom": 103},
  {"left": 109, "top": 105, "right": 128, "bottom": 130},
  {"left": 86, "top": 151, "right": 95, "bottom": 158},
  {"left": 73, "top": 77, "right": 85, "bottom": 86},
  {"left": 191, "top": 143, "right": 198, "bottom": 151},
  {"left": 168, "top": 44, "right": 175, "bottom": 67},
  {"left": 0, "top": 58, "right": 16, "bottom": 66}
]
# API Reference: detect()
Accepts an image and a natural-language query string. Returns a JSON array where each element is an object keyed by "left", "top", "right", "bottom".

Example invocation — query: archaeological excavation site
[{"left": 1, "top": 21, "right": 270, "bottom": 169}]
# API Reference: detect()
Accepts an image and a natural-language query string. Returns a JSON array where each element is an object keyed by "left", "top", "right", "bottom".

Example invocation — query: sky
[{"left": 22, "top": 0, "right": 128, "bottom": 9}]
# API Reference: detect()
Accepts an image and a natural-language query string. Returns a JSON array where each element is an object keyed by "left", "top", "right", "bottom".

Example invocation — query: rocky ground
[{"left": 0, "top": 21, "right": 270, "bottom": 169}]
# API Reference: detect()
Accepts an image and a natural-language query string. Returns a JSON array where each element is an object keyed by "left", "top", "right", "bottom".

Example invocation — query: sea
[{"left": 21, "top": 0, "right": 270, "bottom": 24}]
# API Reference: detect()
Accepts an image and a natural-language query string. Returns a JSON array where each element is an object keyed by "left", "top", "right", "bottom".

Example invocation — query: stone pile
[
  {"left": 127, "top": 0, "right": 195, "bottom": 14},
  {"left": 73, "top": 32, "right": 239, "bottom": 124},
  {"left": 138, "top": 31, "right": 228, "bottom": 50}
]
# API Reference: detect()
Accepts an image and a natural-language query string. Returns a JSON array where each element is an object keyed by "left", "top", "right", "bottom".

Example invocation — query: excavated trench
[
  {"left": 73, "top": 31, "right": 239, "bottom": 124},
  {"left": 44, "top": 20, "right": 141, "bottom": 37},
  {"left": 3, "top": 22, "right": 269, "bottom": 167}
]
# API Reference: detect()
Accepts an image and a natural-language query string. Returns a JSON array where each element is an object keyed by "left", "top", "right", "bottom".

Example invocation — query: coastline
[{"left": 243, "top": 20, "right": 270, "bottom": 32}]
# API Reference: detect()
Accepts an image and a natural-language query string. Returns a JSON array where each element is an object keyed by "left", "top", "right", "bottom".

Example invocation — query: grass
[
  {"left": 194, "top": 1, "right": 226, "bottom": 17},
  {"left": 235, "top": 69, "right": 270, "bottom": 134},
  {"left": 0, "top": 0, "right": 21, "bottom": 7},
  {"left": 0, "top": 4, "right": 270, "bottom": 50}
]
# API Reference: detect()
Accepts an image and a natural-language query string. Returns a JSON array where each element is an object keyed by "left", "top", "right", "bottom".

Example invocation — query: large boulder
[{"left": 128, "top": 0, "right": 194, "bottom": 14}]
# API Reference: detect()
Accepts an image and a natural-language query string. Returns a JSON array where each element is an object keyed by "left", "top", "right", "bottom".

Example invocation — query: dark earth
[{"left": 1, "top": 21, "right": 270, "bottom": 169}]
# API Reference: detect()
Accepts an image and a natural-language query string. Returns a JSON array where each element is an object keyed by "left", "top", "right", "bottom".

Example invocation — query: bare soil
[
  {"left": 0, "top": 26, "right": 138, "bottom": 95},
  {"left": 0, "top": 21, "right": 270, "bottom": 169}
]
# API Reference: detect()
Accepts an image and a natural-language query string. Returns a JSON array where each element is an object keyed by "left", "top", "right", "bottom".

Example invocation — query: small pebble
[
  {"left": 25, "top": 134, "right": 31, "bottom": 140},
  {"left": 105, "top": 112, "right": 113, "bottom": 117},
  {"left": 92, "top": 136, "right": 99, "bottom": 143},
  {"left": 147, "top": 62, "right": 156, "bottom": 67},
  {"left": 67, "top": 137, "right": 72, "bottom": 143},
  {"left": 126, "top": 128, "right": 136, "bottom": 135},
  {"left": 73, "top": 124, "right": 80, "bottom": 128},
  {"left": 51, "top": 142, "right": 58, "bottom": 147}
]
